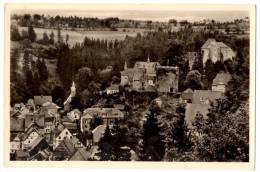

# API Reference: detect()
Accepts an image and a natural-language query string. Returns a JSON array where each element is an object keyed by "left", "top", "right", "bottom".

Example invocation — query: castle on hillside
[
  {"left": 120, "top": 57, "right": 179, "bottom": 93},
  {"left": 201, "top": 39, "right": 236, "bottom": 65}
]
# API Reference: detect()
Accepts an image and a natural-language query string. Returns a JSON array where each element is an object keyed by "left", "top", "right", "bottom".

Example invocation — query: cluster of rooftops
[{"left": 10, "top": 38, "right": 235, "bottom": 160}]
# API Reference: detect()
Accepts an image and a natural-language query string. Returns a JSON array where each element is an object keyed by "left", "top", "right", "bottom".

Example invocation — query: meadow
[{"left": 18, "top": 26, "right": 148, "bottom": 46}]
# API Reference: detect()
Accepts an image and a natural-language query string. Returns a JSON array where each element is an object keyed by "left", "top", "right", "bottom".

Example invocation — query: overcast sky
[{"left": 13, "top": 9, "right": 249, "bottom": 22}]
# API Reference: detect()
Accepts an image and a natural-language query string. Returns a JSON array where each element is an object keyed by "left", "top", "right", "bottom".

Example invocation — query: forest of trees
[
  {"left": 12, "top": 13, "right": 165, "bottom": 30},
  {"left": 10, "top": 22, "right": 250, "bottom": 161}
]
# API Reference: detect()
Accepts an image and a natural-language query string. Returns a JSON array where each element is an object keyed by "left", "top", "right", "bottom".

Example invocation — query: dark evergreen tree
[
  {"left": 164, "top": 106, "right": 192, "bottom": 161},
  {"left": 51, "top": 86, "right": 66, "bottom": 106},
  {"left": 57, "top": 27, "right": 63, "bottom": 45},
  {"left": 204, "top": 59, "right": 216, "bottom": 89},
  {"left": 192, "top": 53, "right": 203, "bottom": 74},
  {"left": 49, "top": 31, "right": 55, "bottom": 44},
  {"left": 40, "top": 58, "right": 49, "bottom": 81},
  {"left": 32, "top": 71, "right": 41, "bottom": 95},
  {"left": 214, "top": 60, "right": 225, "bottom": 73},
  {"left": 10, "top": 48, "right": 19, "bottom": 82},
  {"left": 66, "top": 33, "right": 69, "bottom": 44},
  {"left": 42, "top": 32, "right": 49, "bottom": 44},
  {"left": 28, "top": 25, "right": 37, "bottom": 42},
  {"left": 11, "top": 26, "right": 21, "bottom": 41},
  {"left": 184, "top": 70, "right": 203, "bottom": 90},
  {"left": 96, "top": 126, "right": 115, "bottom": 160},
  {"left": 111, "top": 119, "right": 131, "bottom": 161},
  {"left": 139, "top": 110, "right": 165, "bottom": 161},
  {"left": 22, "top": 49, "right": 30, "bottom": 73},
  {"left": 90, "top": 115, "right": 103, "bottom": 130}
]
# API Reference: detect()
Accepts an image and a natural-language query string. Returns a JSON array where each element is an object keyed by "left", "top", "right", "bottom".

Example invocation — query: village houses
[{"left": 120, "top": 56, "right": 179, "bottom": 93}]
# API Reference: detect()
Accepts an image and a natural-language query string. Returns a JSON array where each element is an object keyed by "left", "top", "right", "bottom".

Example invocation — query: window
[{"left": 65, "top": 131, "right": 68, "bottom": 135}]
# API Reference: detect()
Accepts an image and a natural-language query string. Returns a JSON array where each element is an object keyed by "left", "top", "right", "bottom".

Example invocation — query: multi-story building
[
  {"left": 201, "top": 39, "right": 236, "bottom": 65},
  {"left": 120, "top": 57, "right": 179, "bottom": 93}
]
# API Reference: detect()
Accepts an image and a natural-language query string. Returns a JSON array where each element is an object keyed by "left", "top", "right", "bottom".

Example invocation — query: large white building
[{"left": 201, "top": 39, "right": 236, "bottom": 65}]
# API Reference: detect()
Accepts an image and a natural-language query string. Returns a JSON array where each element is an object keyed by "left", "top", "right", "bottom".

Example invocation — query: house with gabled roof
[
  {"left": 67, "top": 109, "right": 81, "bottom": 122},
  {"left": 212, "top": 72, "right": 232, "bottom": 93},
  {"left": 120, "top": 58, "right": 179, "bottom": 93},
  {"left": 81, "top": 108, "right": 124, "bottom": 132},
  {"left": 29, "top": 148, "right": 52, "bottom": 161},
  {"left": 106, "top": 84, "right": 120, "bottom": 95},
  {"left": 25, "top": 113, "right": 45, "bottom": 129},
  {"left": 10, "top": 133, "right": 23, "bottom": 153},
  {"left": 69, "top": 148, "right": 91, "bottom": 161},
  {"left": 28, "top": 137, "right": 49, "bottom": 157},
  {"left": 22, "top": 121, "right": 44, "bottom": 150},
  {"left": 53, "top": 139, "right": 76, "bottom": 160},
  {"left": 157, "top": 66, "right": 179, "bottom": 93},
  {"left": 42, "top": 101, "right": 61, "bottom": 114},
  {"left": 10, "top": 117, "right": 25, "bottom": 133},
  {"left": 54, "top": 128, "right": 73, "bottom": 149},
  {"left": 34, "top": 96, "right": 52, "bottom": 108}
]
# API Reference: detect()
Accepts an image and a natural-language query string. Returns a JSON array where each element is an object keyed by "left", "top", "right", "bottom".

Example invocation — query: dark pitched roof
[
  {"left": 29, "top": 137, "right": 49, "bottom": 156},
  {"left": 15, "top": 150, "right": 30, "bottom": 160},
  {"left": 54, "top": 139, "right": 76, "bottom": 155},
  {"left": 70, "top": 148, "right": 91, "bottom": 161},
  {"left": 185, "top": 103, "right": 210, "bottom": 129},
  {"left": 10, "top": 117, "right": 25, "bottom": 132}
]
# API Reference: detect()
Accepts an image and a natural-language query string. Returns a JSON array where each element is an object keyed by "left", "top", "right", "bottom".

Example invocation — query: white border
[{"left": 1, "top": 0, "right": 259, "bottom": 172}]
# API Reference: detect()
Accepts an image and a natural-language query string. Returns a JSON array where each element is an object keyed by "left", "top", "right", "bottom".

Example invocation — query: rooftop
[
  {"left": 34, "top": 96, "right": 52, "bottom": 106},
  {"left": 201, "top": 38, "right": 232, "bottom": 50},
  {"left": 106, "top": 84, "right": 119, "bottom": 91},
  {"left": 83, "top": 108, "right": 124, "bottom": 119},
  {"left": 212, "top": 72, "right": 232, "bottom": 86}
]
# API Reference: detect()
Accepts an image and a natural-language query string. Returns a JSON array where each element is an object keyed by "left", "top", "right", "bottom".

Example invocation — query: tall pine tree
[
  {"left": 28, "top": 25, "right": 37, "bottom": 42},
  {"left": 138, "top": 110, "right": 165, "bottom": 161},
  {"left": 96, "top": 126, "right": 115, "bottom": 160}
]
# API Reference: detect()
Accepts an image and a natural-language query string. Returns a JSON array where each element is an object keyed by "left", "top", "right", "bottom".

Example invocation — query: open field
[{"left": 18, "top": 26, "right": 149, "bottom": 46}]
